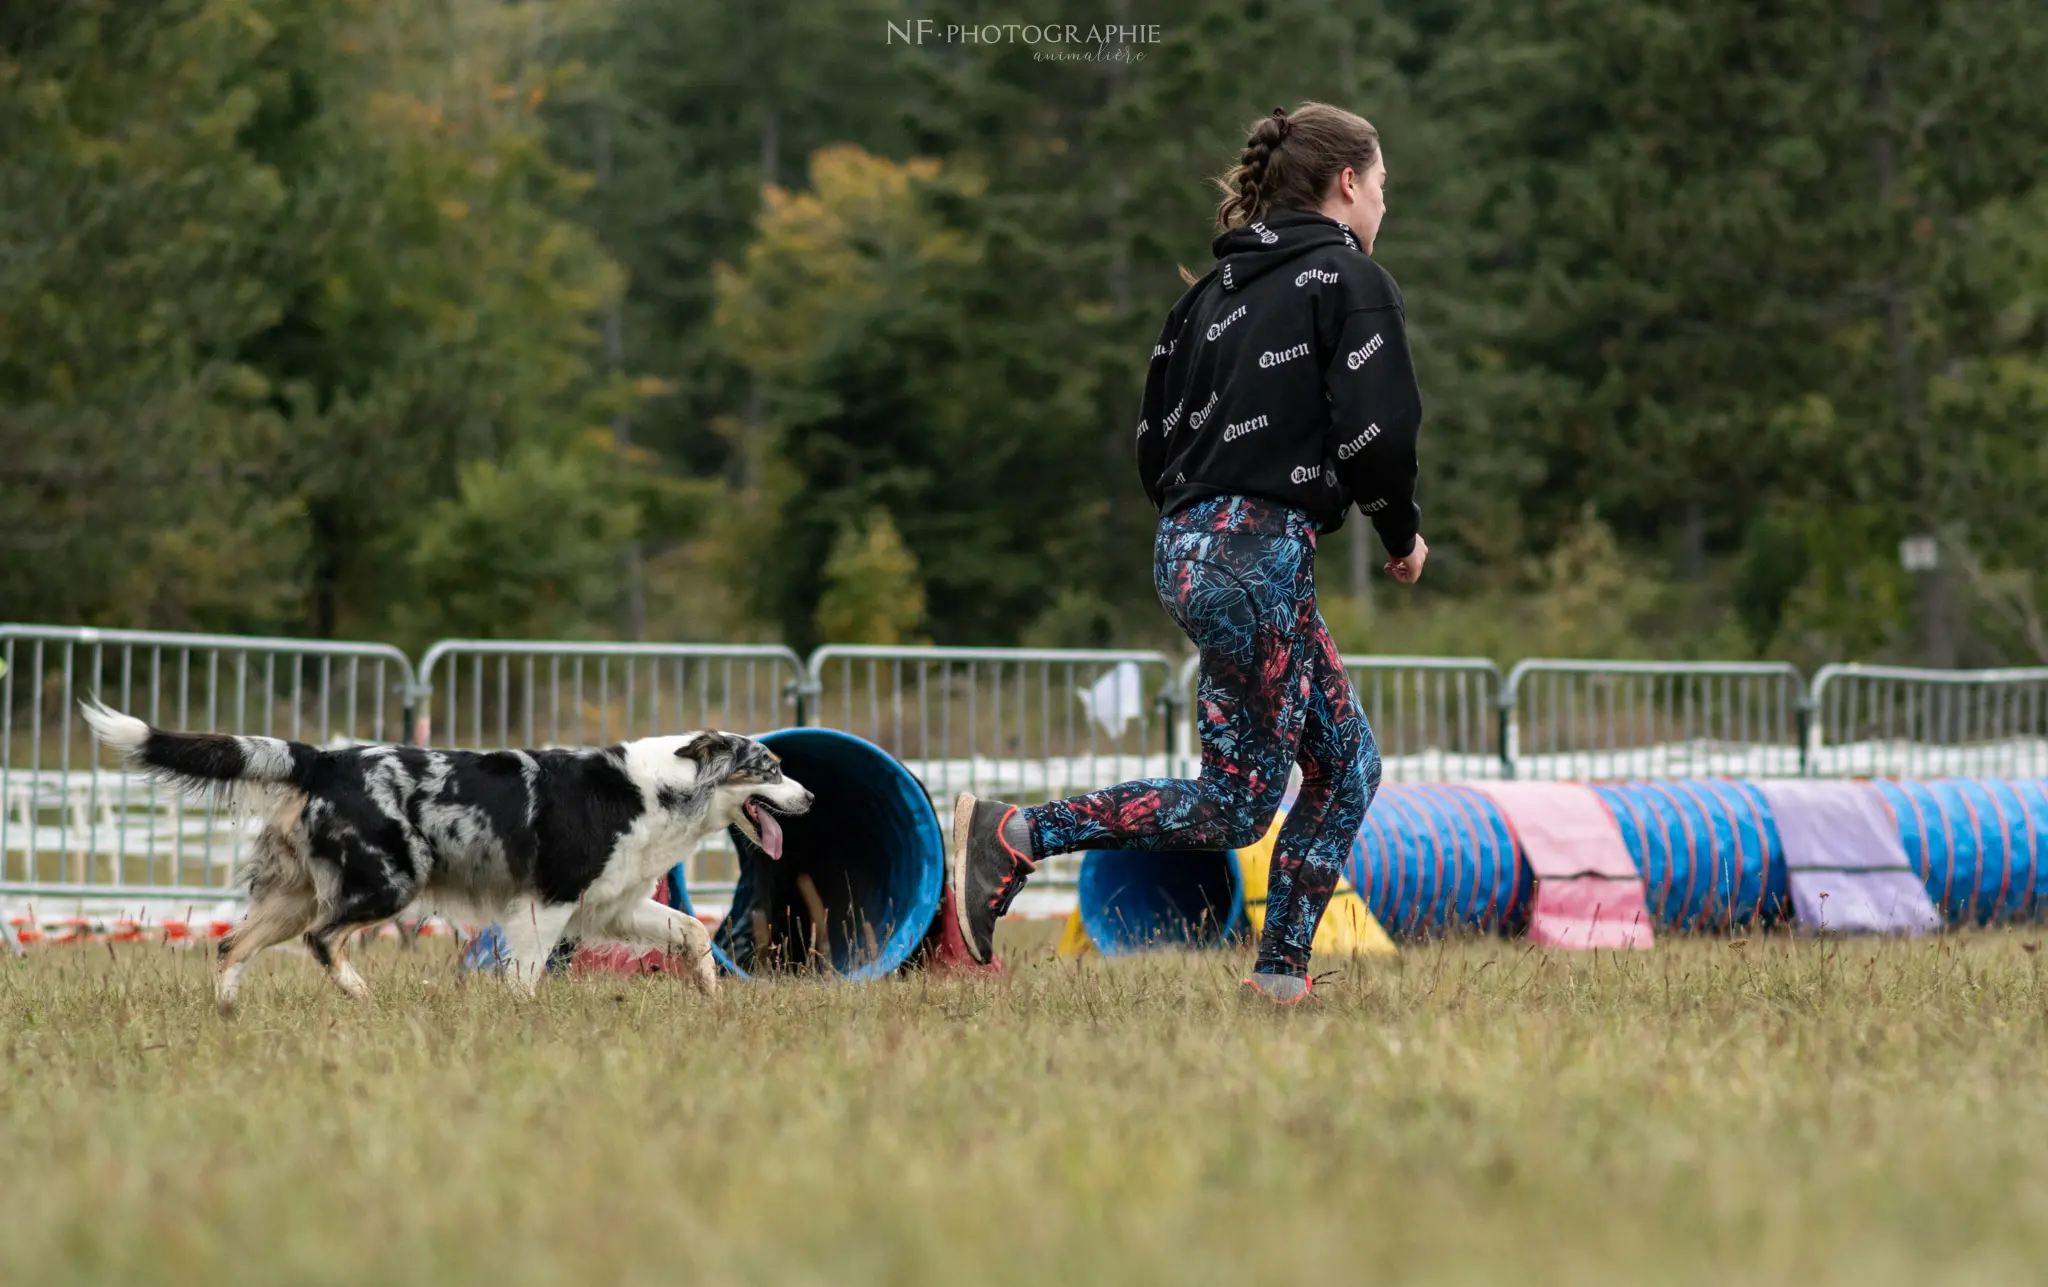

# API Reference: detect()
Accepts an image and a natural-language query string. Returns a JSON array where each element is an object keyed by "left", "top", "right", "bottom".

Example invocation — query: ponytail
[{"left": 1212, "top": 102, "right": 1380, "bottom": 231}]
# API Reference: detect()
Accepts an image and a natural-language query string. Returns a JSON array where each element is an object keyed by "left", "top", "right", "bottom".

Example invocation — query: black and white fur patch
[{"left": 80, "top": 700, "right": 811, "bottom": 1010}]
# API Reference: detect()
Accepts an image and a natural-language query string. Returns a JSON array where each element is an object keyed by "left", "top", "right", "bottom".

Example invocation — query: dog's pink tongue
[{"left": 753, "top": 805, "right": 784, "bottom": 860}]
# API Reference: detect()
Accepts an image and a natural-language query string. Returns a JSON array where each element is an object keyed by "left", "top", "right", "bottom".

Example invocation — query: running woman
[{"left": 948, "top": 102, "right": 1428, "bottom": 1003}]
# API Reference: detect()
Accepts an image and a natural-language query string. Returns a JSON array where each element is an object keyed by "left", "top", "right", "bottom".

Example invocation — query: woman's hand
[{"left": 1383, "top": 534, "right": 1428, "bottom": 584}]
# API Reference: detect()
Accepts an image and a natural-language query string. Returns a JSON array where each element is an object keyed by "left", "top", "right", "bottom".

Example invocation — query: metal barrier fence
[
  {"left": 808, "top": 645, "right": 1178, "bottom": 806},
  {"left": 1500, "top": 659, "right": 1809, "bottom": 780},
  {"left": 14, "top": 617, "right": 2048, "bottom": 914},
  {"left": 413, "top": 640, "right": 806, "bottom": 750},
  {"left": 808, "top": 645, "right": 1180, "bottom": 893},
  {"left": 1809, "top": 664, "right": 2048, "bottom": 779},
  {"left": 1173, "top": 653, "right": 1502, "bottom": 781},
  {"left": 413, "top": 640, "right": 809, "bottom": 890},
  {"left": 1, "top": 625, "right": 414, "bottom": 903}
]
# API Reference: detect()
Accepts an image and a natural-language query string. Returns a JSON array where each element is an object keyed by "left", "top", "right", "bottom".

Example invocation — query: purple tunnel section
[{"left": 1757, "top": 780, "right": 1943, "bottom": 935}]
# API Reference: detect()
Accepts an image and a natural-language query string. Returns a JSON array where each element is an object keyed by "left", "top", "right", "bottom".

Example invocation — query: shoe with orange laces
[
  {"left": 948, "top": 793, "right": 1036, "bottom": 964},
  {"left": 1240, "top": 972, "right": 1313, "bottom": 1004}
]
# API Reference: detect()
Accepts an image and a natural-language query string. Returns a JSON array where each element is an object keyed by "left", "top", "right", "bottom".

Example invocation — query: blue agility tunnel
[
  {"left": 1075, "top": 847, "right": 1245, "bottom": 954},
  {"left": 1591, "top": 779, "right": 2048, "bottom": 930},
  {"left": 1356, "top": 784, "right": 1528, "bottom": 935},
  {"left": 1071, "top": 781, "right": 1527, "bottom": 950},
  {"left": 687, "top": 727, "right": 945, "bottom": 981},
  {"left": 1066, "top": 777, "right": 2048, "bottom": 943},
  {"left": 1590, "top": 780, "right": 1792, "bottom": 930},
  {"left": 463, "top": 728, "right": 944, "bottom": 982},
  {"left": 1873, "top": 779, "right": 2048, "bottom": 926}
]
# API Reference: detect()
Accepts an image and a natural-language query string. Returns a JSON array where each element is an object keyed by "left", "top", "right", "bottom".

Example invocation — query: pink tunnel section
[
  {"left": 1473, "top": 782, "right": 1654, "bottom": 950},
  {"left": 1756, "top": 780, "right": 1942, "bottom": 935}
]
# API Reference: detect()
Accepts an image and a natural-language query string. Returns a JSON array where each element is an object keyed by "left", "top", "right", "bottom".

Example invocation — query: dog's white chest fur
[{"left": 583, "top": 803, "right": 706, "bottom": 912}]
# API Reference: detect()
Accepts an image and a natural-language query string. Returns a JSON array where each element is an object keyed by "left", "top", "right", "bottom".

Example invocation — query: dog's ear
[{"left": 674, "top": 732, "right": 735, "bottom": 770}]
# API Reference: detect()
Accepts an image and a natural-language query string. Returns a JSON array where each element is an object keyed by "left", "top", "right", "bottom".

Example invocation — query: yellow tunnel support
[
  {"left": 1235, "top": 805, "right": 1396, "bottom": 956},
  {"left": 1054, "top": 807, "right": 1395, "bottom": 959}
]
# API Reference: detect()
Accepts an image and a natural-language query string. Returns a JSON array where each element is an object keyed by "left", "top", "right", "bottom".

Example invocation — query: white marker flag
[{"left": 1077, "top": 660, "right": 1145, "bottom": 739}]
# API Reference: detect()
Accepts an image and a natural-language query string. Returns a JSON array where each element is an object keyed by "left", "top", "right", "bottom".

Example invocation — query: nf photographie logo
[{"left": 887, "top": 19, "right": 1160, "bottom": 61}]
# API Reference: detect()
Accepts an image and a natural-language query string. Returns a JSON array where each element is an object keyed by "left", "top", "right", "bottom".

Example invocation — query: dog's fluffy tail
[{"left": 80, "top": 699, "right": 320, "bottom": 793}]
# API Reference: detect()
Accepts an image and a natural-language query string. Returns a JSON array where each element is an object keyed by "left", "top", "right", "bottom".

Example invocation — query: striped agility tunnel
[{"left": 1071, "top": 779, "right": 2048, "bottom": 953}]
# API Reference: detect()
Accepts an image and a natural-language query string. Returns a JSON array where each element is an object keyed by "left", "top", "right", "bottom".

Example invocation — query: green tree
[
  {"left": 814, "top": 508, "right": 928, "bottom": 645},
  {"left": 712, "top": 145, "right": 1101, "bottom": 648},
  {"left": 1, "top": 0, "right": 647, "bottom": 642},
  {"left": 1, "top": 0, "right": 307, "bottom": 630},
  {"left": 400, "top": 434, "right": 640, "bottom": 643}
]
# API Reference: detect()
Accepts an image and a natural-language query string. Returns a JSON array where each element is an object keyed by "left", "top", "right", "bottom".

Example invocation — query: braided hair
[{"left": 1213, "top": 102, "right": 1380, "bottom": 231}]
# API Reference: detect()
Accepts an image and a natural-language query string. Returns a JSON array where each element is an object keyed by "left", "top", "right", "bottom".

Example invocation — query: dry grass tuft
[{"left": 2, "top": 925, "right": 2046, "bottom": 1285}]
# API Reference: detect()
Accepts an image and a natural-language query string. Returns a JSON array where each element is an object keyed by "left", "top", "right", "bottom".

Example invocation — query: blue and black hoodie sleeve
[{"left": 1322, "top": 264, "right": 1423, "bottom": 559}]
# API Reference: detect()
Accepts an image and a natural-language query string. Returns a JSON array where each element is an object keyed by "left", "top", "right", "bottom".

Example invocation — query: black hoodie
[{"left": 1134, "top": 209, "right": 1421, "bottom": 557}]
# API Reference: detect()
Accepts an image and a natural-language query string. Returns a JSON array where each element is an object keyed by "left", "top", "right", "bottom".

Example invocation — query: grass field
[{"left": 3, "top": 924, "right": 2046, "bottom": 1286}]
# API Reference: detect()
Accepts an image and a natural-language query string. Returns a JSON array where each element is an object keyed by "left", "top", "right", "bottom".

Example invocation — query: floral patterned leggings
[{"left": 1023, "top": 496, "right": 1381, "bottom": 976}]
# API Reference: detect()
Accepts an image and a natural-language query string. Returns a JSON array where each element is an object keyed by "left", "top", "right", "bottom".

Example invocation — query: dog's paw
[
  {"left": 502, "top": 963, "right": 544, "bottom": 999},
  {"left": 690, "top": 952, "right": 719, "bottom": 997}
]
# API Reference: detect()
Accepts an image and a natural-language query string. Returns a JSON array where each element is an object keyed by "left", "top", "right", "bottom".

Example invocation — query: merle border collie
[{"left": 80, "top": 700, "right": 811, "bottom": 1011}]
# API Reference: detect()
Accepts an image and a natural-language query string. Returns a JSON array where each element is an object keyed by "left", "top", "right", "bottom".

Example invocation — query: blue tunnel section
[
  {"left": 1075, "top": 847, "right": 1245, "bottom": 954},
  {"left": 1873, "top": 779, "right": 2048, "bottom": 926},
  {"left": 680, "top": 727, "right": 946, "bottom": 981},
  {"left": 1590, "top": 781, "right": 1792, "bottom": 930},
  {"left": 1354, "top": 784, "right": 1527, "bottom": 935}
]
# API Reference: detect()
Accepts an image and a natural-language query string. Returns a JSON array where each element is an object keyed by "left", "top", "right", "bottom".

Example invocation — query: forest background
[{"left": 6, "top": 0, "right": 2046, "bottom": 670}]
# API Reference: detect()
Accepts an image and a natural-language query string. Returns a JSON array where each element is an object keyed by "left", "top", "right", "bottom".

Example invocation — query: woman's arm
[
  {"left": 1134, "top": 324, "right": 1174, "bottom": 512},
  {"left": 1322, "top": 302, "right": 1422, "bottom": 558}
]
